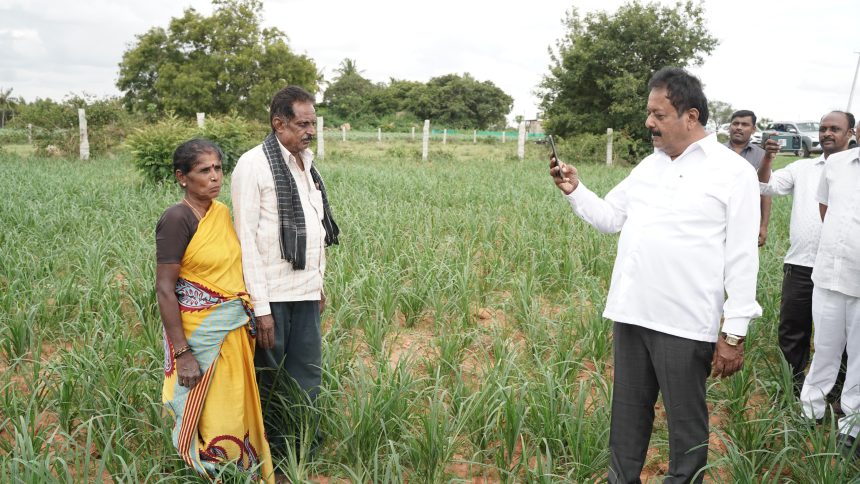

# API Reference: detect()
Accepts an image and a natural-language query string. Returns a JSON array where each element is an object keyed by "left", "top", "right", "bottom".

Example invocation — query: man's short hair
[
  {"left": 269, "top": 85, "right": 315, "bottom": 130},
  {"left": 828, "top": 110, "right": 855, "bottom": 131},
  {"left": 647, "top": 67, "right": 709, "bottom": 126},
  {"left": 730, "top": 110, "right": 757, "bottom": 126}
]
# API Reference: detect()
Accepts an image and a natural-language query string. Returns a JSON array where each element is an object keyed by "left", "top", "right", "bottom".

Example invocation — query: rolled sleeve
[
  {"left": 759, "top": 166, "right": 795, "bottom": 197},
  {"left": 231, "top": 155, "right": 271, "bottom": 317}
]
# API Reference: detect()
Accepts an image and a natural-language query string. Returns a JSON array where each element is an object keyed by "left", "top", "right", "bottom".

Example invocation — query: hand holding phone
[
  {"left": 548, "top": 135, "right": 563, "bottom": 179},
  {"left": 548, "top": 135, "right": 579, "bottom": 194}
]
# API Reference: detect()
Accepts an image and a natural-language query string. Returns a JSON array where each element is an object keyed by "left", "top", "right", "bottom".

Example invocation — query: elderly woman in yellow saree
[{"left": 155, "top": 138, "right": 274, "bottom": 482}]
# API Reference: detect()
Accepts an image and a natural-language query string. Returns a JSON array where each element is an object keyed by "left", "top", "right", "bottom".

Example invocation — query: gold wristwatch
[{"left": 722, "top": 332, "right": 744, "bottom": 346}]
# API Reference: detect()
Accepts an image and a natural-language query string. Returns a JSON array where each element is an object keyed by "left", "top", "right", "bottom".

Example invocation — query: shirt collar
[
  {"left": 723, "top": 139, "right": 753, "bottom": 152},
  {"left": 276, "top": 138, "right": 314, "bottom": 168},
  {"left": 692, "top": 133, "right": 723, "bottom": 158}
]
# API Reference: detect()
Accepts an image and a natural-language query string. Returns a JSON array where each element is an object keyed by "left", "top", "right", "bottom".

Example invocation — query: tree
[
  {"left": 539, "top": 1, "right": 717, "bottom": 146},
  {"left": 334, "top": 58, "right": 363, "bottom": 78},
  {"left": 708, "top": 99, "right": 734, "bottom": 128},
  {"left": 322, "top": 59, "right": 381, "bottom": 125},
  {"left": 406, "top": 74, "right": 513, "bottom": 129},
  {"left": 0, "top": 87, "right": 20, "bottom": 128},
  {"left": 117, "top": 0, "right": 318, "bottom": 119}
]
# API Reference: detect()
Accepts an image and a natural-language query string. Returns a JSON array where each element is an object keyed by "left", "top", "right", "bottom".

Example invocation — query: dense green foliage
[
  {"left": 322, "top": 60, "right": 512, "bottom": 130},
  {"left": 540, "top": 1, "right": 717, "bottom": 151},
  {"left": 117, "top": 0, "right": 318, "bottom": 119},
  {"left": 8, "top": 95, "right": 134, "bottom": 156},
  {"left": 708, "top": 99, "right": 735, "bottom": 128},
  {"left": 2, "top": 142, "right": 858, "bottom": 481},
  {"left": 126, "top": 114, "right": 266, "bottom": 183},
  {"left": 556, "top": 131, "right": 642, "bottom": 165},
  {"left": 0, "top": 87, "right": 21, "bottom": 128}
]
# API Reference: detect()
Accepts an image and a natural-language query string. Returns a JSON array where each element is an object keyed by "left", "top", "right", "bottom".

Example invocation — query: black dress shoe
[{"left": 837, "top": 433, "right": 859, "bottom": 459}]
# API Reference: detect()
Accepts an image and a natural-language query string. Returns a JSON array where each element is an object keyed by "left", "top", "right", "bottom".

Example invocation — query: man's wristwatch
[{"left": 722, "top": 332, "right": 744, "bottom": 346}]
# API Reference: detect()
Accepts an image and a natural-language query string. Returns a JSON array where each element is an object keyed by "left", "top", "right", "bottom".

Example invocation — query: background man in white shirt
[
  {"left": 801, "top": 144, "right": 860, "bottom": 456},
  {"left": 758, "top": 111, "right": 854, "bottom": 400},
  {"left": 550, "top": 67, "right": 761, "bottom": 482},
  {"left": 232, "top": 86, "right": 339, "bottom": 462}
]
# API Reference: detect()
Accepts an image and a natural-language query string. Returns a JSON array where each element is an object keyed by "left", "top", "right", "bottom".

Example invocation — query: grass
[{"left": 0, "top": 136, "right": 857, "bottom": 482}]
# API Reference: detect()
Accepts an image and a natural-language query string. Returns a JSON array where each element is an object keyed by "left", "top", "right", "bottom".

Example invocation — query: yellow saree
[{"left": 161, "top": 200, "right": 273, "bottom": 482}]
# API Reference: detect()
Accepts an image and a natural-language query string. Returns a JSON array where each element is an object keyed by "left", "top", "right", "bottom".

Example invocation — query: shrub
[
  {"left": 126, "top": 115, "right": 195, "bottom": 183},
  {"left": 10, "top": 95, "right": 137, "bottom": 157},
  {"left": 127, "top": 114, "right": 268, "bottom": 183},
  {"left": 200, "top": 114, "right": 265, "bottom": 174},
  {"left": 0, "top": 128, "right": 29, "bottom": 145},
  {"left": 555, "top": 131, "right": 648, "bottom": 165}
]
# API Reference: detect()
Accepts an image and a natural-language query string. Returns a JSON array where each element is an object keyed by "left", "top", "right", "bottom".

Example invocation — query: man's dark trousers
[
  {"left": 608, "top": 322, "right": 714, "bottom": 484},
  {"left": 254, "top": 300, "right": 321, "bottom": 458},
  {"left": 779, "top": 263, "right": 846, "bottom": 399}
]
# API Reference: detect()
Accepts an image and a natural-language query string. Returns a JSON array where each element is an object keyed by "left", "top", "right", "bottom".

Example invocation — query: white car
[
  {"left": 765, "top": 121, "right": 821, "bottom": 158},
  {"left": 750, "top": 131, "right": 762, "bottom": 145}
]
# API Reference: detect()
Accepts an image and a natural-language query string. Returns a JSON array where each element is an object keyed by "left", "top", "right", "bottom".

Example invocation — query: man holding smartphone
[
  {"left": 550, "top": 68, "right": 761, "bottom": 482},
  {"left": 724, "top": 110, "right": 779, "bottom": 246}
]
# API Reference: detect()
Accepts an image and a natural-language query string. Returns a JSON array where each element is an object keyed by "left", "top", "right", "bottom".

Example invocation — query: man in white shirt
[
  {"left": 550, "top": 67, "right": 761, "bottom": 482},
  {"left": 800, "top": 144, "right": 860, "bottom": 456},
  {"left": 232, "top": 86, "right": 340, "bottom": 460},
  {"left": 758, "top": 111, "right": 854, "bottom": 399}
]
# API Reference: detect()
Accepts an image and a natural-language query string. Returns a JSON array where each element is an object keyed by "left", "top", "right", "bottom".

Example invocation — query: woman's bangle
[{"left": 173, "top": 344, "right": 192, "bottom": 359}]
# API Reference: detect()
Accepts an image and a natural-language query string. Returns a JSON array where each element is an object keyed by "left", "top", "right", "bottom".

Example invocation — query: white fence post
[
  {"left": 411, "top": 126, "right": 415, "bottom": 141},
  {"left": 422, "top": 119, "right": 430, "bottom": 161},
  {"left": 606, "top": 128, "right": 614, "bottom": 165},
  {"left": 502, "top": 131, "right": 506, "bottom": 143},
  {"left": 443, "top": 129, "right": 447, "bottom": 145},
  {"left": 342, "top": 125, "right": 346, "bottom": 142},
  {"left": 78, "top": 108, "right": 89, "bottom": 160},
  {"left": 196, "top": 112, "right": 205, "bottom": 128},
  {"left": 377, "top": 127, "right": 382, "bottom": 142},
  {"left": 317, "top": 116, "right": 324, "bottom": 160},
  {"left": 473, "top": 130, "right": 477, "bottom": 143},
  {"left": 517, "top": 121, "right": 526, "bottom": 161},
  {"left": 27, "top": 123, "right": 32, "bottom": 144}
]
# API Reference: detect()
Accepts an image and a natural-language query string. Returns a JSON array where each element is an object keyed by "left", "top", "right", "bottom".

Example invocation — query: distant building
[{"left": 526, "top": 119, "right": 544, "bottom": 134}]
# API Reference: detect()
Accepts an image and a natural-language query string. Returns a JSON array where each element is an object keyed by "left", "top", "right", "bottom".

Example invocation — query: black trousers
[
  {"left": 609, "top": 322, "right": 714, "bottom": 484},
  {"left": 254, "top": 300, "right": 322, "bottom": 458},
  {"left": 779, "top": 263, "right": 846, "bottom": 399}
]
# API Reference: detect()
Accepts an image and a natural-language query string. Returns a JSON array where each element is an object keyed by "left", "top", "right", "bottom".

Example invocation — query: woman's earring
[{"left": 181, "top": 183, "right": 187, "bottom": 187}]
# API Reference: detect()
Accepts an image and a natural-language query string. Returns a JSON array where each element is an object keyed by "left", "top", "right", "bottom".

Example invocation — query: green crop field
[{"left": 1, "top": 138, "right": 857, "bottom": 483}]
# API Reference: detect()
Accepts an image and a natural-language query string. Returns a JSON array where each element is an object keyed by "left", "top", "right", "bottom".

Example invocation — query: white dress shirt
[
  {"left": 759, "top": 155, "right": 825, "bottom": 268},
  {"left": 813, "top": 147, "right": 860, "bottom": 298},
  {"left": 231, "top": 141, "right": 326, "bottom": 317},
  {"left": 566, "top": 134, "right": 762, "bottom": 342}
]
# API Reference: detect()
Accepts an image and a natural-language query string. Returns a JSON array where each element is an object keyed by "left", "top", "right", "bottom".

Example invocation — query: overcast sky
[{"left": 2, "top": 0, "right": 859, "bottom": 125}]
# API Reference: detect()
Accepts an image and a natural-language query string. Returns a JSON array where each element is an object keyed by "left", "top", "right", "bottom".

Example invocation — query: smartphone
[{"left": 547, "top": 135, "right": 563, "bottom": 179}]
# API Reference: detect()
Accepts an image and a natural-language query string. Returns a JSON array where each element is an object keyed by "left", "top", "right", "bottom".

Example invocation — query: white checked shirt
[
  {"left": 231, "top": 141, "right": 326, "bottom": 317},
  {"left": 813, "top": 147, "right": 860, "bottom": 298},
  {"left": 759, "top": 155, "right": 825, "bottom": 268},
  {"left": 565, "top": 134, "right": 762, "bottom": 341}
]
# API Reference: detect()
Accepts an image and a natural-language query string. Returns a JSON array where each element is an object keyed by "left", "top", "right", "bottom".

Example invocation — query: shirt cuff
[
  {"left": 253, "top": 302, "right": 271, "bottom": 317},
  {"left": 564, "top": 181, "right": 589, "bottom": 204},
  {"left": 721, "top": 317, "right": 750, "bottom": 337}
]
